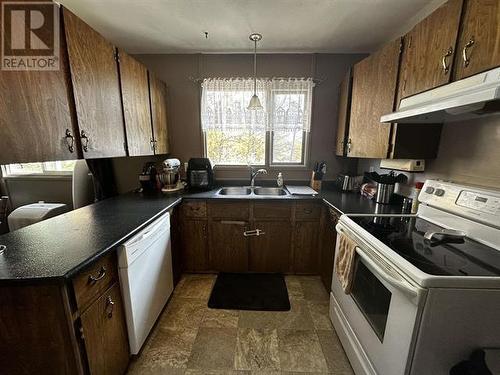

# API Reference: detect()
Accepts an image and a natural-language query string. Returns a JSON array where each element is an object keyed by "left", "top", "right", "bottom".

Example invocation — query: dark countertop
[
  {"left": 0, "top": 185, "right": 399, "bottom": 283},
  {"left": 0, "top": 192, "right": 182, "bottom": 283}
]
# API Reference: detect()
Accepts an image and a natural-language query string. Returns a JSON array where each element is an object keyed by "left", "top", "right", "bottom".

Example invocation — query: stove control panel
[{"left": 419, "top": 180, "right": 500, "bottom": 227}]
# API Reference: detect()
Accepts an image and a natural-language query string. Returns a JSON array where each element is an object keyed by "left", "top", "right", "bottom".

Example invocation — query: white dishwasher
[{"left": 118, "top": 212, "right": 174, "bottom": 355}]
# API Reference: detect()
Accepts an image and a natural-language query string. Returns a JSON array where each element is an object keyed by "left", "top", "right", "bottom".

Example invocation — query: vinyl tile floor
[{"left": 127, "top": 274, "right": 354, "bottom": 375}]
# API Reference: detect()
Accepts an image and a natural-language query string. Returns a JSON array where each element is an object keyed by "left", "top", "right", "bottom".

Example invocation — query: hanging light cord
[{"left": 253, "top": 38, "right": 257, "bottom": 96}]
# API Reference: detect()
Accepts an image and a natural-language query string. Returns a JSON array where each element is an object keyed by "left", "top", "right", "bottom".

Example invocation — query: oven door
[{"left": 331, "top": 224, "right": 426, "bottom": 375}]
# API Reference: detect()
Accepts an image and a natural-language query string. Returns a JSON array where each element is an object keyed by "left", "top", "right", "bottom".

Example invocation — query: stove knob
[
  {"left": 434, "top": 188, "right": 445, "bottom": 197},
  {"left": 425, "top": 186, "right": 435, "bottom": 194}
]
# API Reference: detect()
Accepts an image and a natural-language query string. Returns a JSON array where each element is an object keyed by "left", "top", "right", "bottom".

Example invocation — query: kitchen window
[
  {"left": 1, "top": 161, "right": 77, "bottom": 177},
  {"left": 201, "top": 78, "right": 313, "bottom": 166}
]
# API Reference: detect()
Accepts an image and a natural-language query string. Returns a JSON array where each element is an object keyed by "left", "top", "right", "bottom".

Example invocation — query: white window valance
[{"left": 200, "top": 77, "right": 314, "bottom": 133}]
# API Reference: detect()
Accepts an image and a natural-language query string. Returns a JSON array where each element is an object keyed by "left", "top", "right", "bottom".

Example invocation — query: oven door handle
[{"left": 355, "top": 247, "right": 419, "bottom": 299}]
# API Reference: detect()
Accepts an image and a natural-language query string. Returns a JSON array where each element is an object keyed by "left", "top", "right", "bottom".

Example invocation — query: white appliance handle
[{"left": 355, "top": 246, "right": 418, "bottom": 299}]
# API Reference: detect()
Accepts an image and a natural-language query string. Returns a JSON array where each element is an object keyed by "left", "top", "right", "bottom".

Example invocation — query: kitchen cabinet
[
  {"left": 0, "top": 251, "right": 129, "bottom": 375},
  {"left": 398, "top": 0, "right": 463, "bottom": 100},
  {"left": 80, "top": 283, "right": 129, "bottom": 375},
  {"left": 209, "top": 220, "right": 249, "bottom": 272},
  {"left": 0, "top": 3, "right": 79, "bottom": 165},
  {"left": 180, "top": 219, "right": 209, "bottom": 272},
  {"left": 179, "top": 200, "right": 322, "bottom": 274},
  {"left": 293, "top": 221, "right": 320, "bottom": 274},
  {"left": 63, "top": 7, "right": 126, "bottom": 159},
  {"left": 250, "top": 220, "right": 292, "bottom": 273},
  {"left": 335, "top": 69, "right": 352, "bottom": 156},
  {"left": 346, "top": 38, "right": 401, "bottom": 158},
  {"left": 319, "top": 207, "right": 340, "bottom": 290},
  {"left": 118, "top": 49, "right": 154, "bottom": 156},
  {"left": 454, "top": 0, "right": 500, "bottom": 80},
  {"left": 149, "top": 72, "right": 170, "bottom": 155}
]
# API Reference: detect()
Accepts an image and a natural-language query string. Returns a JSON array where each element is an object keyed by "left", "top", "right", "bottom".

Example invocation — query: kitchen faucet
[{"left": 249, "top": 166, "right": 267, "bottom": 187}]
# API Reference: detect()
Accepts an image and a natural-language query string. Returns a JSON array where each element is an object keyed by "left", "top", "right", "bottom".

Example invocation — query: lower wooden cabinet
[
  {"left": 209, "top": 220, "right": 249, "bottom": 272},
  {"left": 293, "top": 221, "right": 320, "bottom": 274},
  {"left": 0, "top": 251, "right": 130, "bottom": 375},
  {"left": 249, "top": 221, "right": 292, "bottom": 273},
  {"left": 319, "top": 207, "right": 340, "bottom": 290},
  {"left": 180, "top": 219, "right": 209, "bottom": 272},
  {"left": 80, "top": 282, "right": 129, "bottom": 375}
]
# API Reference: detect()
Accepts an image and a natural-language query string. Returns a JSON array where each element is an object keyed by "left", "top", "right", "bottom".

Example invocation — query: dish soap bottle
[{"left": 277, "top": 172, "right": 284, "bottom": 187}]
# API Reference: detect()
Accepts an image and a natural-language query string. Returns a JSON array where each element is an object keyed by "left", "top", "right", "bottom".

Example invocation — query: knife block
[{"left": 310, "top": 172, "right": 322, "bottom": 191}]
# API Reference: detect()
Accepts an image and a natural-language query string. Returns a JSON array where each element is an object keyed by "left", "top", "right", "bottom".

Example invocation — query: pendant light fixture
[{"left": 248, "top": 33, "right": 263, "bottom": 110}]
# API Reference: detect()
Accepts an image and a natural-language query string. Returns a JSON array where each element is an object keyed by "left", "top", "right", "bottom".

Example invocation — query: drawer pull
[
  {"left": 106, "top": 296, "right": 115, "bottom": 318},
  {"left": 303, "top": 209, "right": 313, "bottom": 214},
  {"left": 88, "top": 266, "right": 107, "bottom": 284}
]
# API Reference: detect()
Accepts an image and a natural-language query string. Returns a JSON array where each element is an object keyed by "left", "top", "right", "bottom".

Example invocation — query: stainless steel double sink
[{"left": 216, "top": 186, "right": 288, "bottom": 196}]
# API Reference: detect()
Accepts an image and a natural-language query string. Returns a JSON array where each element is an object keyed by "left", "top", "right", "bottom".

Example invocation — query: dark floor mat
[{"left": 208, "top": 272, "right": 291, "bottom": 311}]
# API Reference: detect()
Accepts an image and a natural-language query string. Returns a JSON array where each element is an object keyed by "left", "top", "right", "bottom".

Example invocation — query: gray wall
[
  {"left": 134, "top": 53, "right": 366, "bottom": 181},
  {"left": 358, "top": 116, "right": 500, "bottom": 190}
]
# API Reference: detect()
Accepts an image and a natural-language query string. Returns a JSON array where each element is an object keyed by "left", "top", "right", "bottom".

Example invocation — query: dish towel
[{"left": 335, "top": 232, "right": 358, "bottom": 294}]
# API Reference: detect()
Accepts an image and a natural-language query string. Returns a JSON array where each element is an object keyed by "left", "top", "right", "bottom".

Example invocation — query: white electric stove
[{"left": 329, "top": 180, "right": 500, "bottom": 375}]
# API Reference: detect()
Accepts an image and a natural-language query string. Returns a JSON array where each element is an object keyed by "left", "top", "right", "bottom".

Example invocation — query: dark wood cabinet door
[
  {"left": 118, "top": 49, "right": 153, "bottom": 156},
  {"left": 80, "top": 283, "right": 129, "bottom": 375},
  {"left": 335, "top": 69, "right": 352, "bottom": 156},
  {"left": 149, "top": 72, "right": 169, "bottom": 155},
  {"left": 209, "top": 220, "right": 248, "bottom": 272},
  {"left": 180, "top": 219, "right": 209, "bottom": 272},
  {"left": 293, "top": 221, "right": 320, "bottom": 274},
  {"left": 319, "top": 208, "right": 339, "bottom": 290},
  {"left": 249, "top": 221, "right": 292, "bottom": 273},
  {"left": 63, "top": 8, "right": 126, "bottom": 158},
  {"left": 454, "top": 0, "right": 500, "bottom": 80},
  {"left": 0, "top": 4, "right": 78, "bottom": 164},
  {"left": 347, "top": 39, "right": 401, "bottom": 158},
  {"left": 398, "top": 0, "right": 463, "bottom": 100}
]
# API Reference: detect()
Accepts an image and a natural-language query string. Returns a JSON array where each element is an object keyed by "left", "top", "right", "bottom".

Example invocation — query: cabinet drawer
[
  {"left": 295, "top": 202, "right": 321, "bottom": 220},
  {"left": 253, "top": 202, "right": 292, "bottom": 219},
  {"left": 72, "top": 253, "right": 117, "bottom": 311},
  {"left": 181, "top": 201, "right": 207, "bottom": 218},
  {"left": 208, "top": 202, "right": 250, "bottom": 219}
]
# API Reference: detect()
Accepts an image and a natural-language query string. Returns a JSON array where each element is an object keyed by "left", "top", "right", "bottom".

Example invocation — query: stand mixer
[{"left": 157, "top": 158, "right": 185, "bottom": 193}]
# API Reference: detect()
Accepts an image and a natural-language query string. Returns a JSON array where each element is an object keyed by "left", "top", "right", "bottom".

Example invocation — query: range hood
[{"left": 381, "top": 67, "right": 500, "bottom": 124}]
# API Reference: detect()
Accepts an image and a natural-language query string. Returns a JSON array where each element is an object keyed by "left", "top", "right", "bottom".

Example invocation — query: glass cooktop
[{"left": 351, "top": 216, "right": 500, "bottom": 277}]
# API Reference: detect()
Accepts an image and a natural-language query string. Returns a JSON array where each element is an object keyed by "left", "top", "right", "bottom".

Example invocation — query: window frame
[
  {"left": 202, "top": 129, "right": 310, "bottom": 169},
  {"left": 201, "top": 79, "right": 312, "bottom": 168},
  {"left": 1, "top": 161, "right": 76, "bottom": 178}
]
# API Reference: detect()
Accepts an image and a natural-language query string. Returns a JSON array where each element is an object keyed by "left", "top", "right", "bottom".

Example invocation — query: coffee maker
[{"left": 157, "top": 158, "right": 184, "bottom": 193}]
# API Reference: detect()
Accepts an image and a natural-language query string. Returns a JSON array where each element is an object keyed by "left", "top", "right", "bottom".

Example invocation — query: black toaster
[{"left": 187, "top": 158, "right": 214, "bottom": 191}]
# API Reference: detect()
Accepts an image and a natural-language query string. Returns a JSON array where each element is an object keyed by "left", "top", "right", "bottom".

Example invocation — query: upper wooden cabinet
[
  {"left": 335, "top": 69, "right": 352, "bottom": 156},
  {"left": 0, "top": 4, "right": 78, "bottom": 165},
  {"left": 347, "top": 39, "right": 401, "bottom": 158},
  {"left": 398, "top": 0, "right": 463, "bottom": 100},
  {"left": 63, "top": 7, "right": 126, "bottom": 159},
  {"left": 118, "top": 50, "right": 154, "bottom": 156},
  {"left": 149, "top": 72, "right": 170, "bottom": 155},
  {"left": 454, "top": 0, "right": 500, "bottom": 80}
]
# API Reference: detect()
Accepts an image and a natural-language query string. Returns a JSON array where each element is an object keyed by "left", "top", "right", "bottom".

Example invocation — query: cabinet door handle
[
  {"left": 106, "top": 296, "right": 115, "bottom": 319},
  {"left": 346, "top": 138, "right": 352, "bottom": 154},
  {"left": 441, "top": 47, "right": 453, "bottom": 74},
  {"left": 80, "top": 130, "right": 89, "bottom": 152},
  {"left": 88, "top": 266, "right": 106, "bottom": 284},
  {"left": 243, "top": 229, "right": 265, "bottom": 237},
  {"left": 462, "top": 37, "right": 475, "bottom": 67},
  {"left": 65, "top": 129, "right": 75, "bottom": 153}
]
